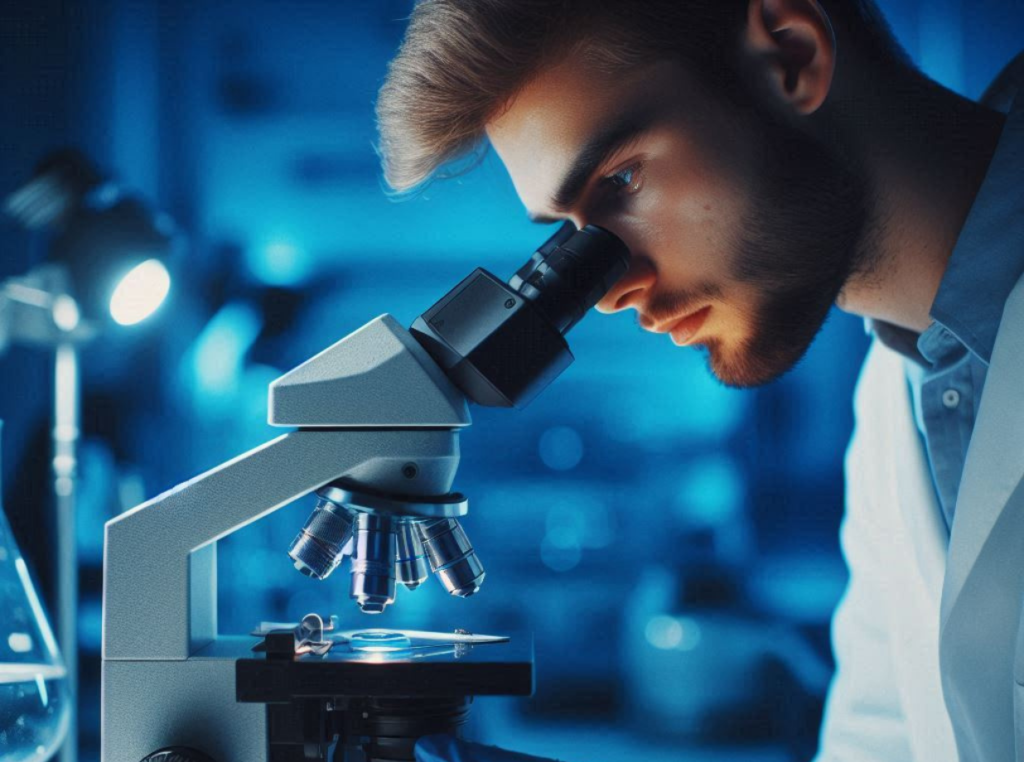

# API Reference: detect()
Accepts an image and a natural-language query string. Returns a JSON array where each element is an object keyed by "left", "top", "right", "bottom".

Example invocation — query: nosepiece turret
[{"left": 289, "top": 485, "right": 475, "bottom": 614}]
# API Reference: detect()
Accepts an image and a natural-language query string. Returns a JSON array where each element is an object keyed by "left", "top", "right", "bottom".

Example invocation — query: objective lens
[
  {"left": 416, "top": 518, "right": 485, "bottom": 597},
  {"left": 395, "top": 521, "right": 430, "bottom": 590},
  {"left": 288, "top": 497, "right": 354, "bottom": 580},
  {"left": 510, "top": 223, "right": 630, "bottom": 335},
  {"left": 350, "top": 512, "right": 397, "bottom": 614}
]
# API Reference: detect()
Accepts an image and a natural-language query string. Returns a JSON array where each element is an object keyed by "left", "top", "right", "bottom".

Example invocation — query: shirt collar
[
  {"left": 870, "top": 75, "right": 1024, "bottom": 366},
  {"left": 923, "top": 84, "right": 1024, "bottom": 365}
]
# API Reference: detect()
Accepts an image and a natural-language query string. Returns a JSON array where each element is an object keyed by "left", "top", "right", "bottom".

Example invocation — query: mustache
[{"left": 637, "top": 282, "right": 722, "bottom": 328}]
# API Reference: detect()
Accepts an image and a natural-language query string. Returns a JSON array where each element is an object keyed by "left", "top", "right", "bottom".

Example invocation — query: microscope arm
[{"left": 103, "top": 316, "right": 469, "bottom": 661}]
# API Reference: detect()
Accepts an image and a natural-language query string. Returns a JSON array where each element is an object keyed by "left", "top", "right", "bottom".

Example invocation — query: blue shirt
[{"left": 872, "top": 64, "right": 1024, "bottom": 530}]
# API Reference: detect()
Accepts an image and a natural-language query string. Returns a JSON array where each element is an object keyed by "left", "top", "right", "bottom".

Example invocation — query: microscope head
[{"left": 286, "top": 224, "right": 629, "bottom": 613}]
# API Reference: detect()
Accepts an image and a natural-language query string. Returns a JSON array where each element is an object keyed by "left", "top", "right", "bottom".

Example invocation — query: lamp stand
[{"left": 53, "top": 338, "right": 79, "bottom": 762}]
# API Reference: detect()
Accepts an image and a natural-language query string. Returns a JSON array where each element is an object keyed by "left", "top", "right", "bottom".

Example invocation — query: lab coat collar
[
  {"left": 938, "top": 56, "right": 1024, "bottom": 629},
  {"left": 940, "top": 269, "right": 1024, "bottom": 628}
]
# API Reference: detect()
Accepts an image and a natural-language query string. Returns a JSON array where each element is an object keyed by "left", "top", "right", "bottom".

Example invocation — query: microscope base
[{"left": 102, "top": 648, "right": 267, "bottom": 762}]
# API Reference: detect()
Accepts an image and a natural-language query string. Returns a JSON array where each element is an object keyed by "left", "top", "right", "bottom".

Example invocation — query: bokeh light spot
[
  {"left": 645, "top": 615, "right": 683, "bottom": 650},
  {"left": 540, "top": 526, "right": 582, "bottom": 572},
  {"left": 538, "top": 426, "right": 584, "bottom": 471}
]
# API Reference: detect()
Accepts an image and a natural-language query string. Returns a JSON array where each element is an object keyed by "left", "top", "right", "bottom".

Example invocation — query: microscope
[{"left": 100, "top": 223, "right": 629, "bottom": 762}]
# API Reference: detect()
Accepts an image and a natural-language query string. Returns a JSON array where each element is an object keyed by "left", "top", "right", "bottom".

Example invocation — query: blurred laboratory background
[{"left": 1, "top": 1, "right": 1022, "bottom": 761}]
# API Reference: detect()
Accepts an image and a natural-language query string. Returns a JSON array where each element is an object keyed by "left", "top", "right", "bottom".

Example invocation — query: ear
[{"left": 742, "top": 0, "right": 836, "bottom": 115}]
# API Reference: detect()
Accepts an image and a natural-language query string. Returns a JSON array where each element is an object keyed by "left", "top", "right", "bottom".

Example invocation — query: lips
[{"left": 665, "top": 306, "right": 711, "bottom": 346}]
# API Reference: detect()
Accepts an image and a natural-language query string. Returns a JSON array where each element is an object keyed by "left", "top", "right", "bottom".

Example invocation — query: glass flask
[{"left": 0, "top": 422, "right": 70, "bottom": 761}]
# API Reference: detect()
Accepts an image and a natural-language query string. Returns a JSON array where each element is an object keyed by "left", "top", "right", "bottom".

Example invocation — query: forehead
[{"left": 486, "top": 57, "right": 691, "bottom": 214}]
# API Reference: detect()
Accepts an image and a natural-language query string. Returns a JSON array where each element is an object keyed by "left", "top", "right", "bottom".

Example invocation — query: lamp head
[
  {"left": 5, "top": 149, "right": 177, "bottom": 326},
  {"left": 49, "top": 196, "right": 175, "bottom": 324}
]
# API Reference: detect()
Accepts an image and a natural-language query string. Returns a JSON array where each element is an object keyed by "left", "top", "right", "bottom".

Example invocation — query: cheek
[{"left": 632, "top": 160, "right": 750, "bottom": 285}]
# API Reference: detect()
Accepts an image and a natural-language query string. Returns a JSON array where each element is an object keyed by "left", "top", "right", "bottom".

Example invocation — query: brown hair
[{"left": 376, "top": 0, "right": 910, "bottom": 193}]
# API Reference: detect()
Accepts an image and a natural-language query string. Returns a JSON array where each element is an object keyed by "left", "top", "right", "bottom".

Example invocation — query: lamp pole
[{"left": 53, "top": 333, "right": 79, "bottom": 762}]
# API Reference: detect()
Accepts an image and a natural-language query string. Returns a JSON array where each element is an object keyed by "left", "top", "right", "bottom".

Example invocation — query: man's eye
[{"left": 603, "top": 162, "right": 644, "bottom": 195}]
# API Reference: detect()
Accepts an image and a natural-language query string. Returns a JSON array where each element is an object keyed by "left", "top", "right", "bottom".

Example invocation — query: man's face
[{"left": 486, "top": 56, "right": 868, "bottom": 387}]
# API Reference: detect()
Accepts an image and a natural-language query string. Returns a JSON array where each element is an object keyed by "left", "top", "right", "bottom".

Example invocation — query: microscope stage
[{"left": 236, "top": 630, "right": 534, "bottom": 702}]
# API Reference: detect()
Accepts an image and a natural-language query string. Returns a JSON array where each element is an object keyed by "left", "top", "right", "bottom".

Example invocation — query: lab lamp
[{"left": 1, "top": 149, "right": 177, "bottom": 762}]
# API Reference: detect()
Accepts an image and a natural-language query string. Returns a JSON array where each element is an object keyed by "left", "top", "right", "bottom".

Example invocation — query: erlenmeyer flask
[{"left": 0, "top": 422, "right": 70, "bottom": 761}]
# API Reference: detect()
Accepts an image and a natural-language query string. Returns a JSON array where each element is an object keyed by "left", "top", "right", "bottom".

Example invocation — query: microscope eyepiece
[
  {"left": 509, "top": 223, "right": 630, "bottom": 335},
  {"left": 287, "top": 496, "right": 354, "bottom": 580},
  {"left": 411, "top": 224, "right": 630, "bottom": 408},
  {"left": 416, "top": 518, "right": 485, "bottom": 598}
]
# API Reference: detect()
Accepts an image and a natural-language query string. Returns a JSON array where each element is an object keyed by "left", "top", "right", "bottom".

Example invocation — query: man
[{"left": 376, "top": 1, "right": 1024, "bottom": 760}]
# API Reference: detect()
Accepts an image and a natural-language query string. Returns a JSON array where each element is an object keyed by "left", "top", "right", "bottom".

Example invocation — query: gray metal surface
[
  {"left": 103, "top": 428, "right": 460, "bottom": 661},
  {"left": 317, "top": 483, "right": 469, "bottom": 518},
  {"left": 268, "top": 314, "right": 471, "bottom": 427},
  {"left": 102, "top": 654, "right": 266, "bottom": 762}
]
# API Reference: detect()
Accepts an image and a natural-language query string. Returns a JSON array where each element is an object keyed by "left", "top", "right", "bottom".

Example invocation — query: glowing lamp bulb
[{"left": 109, "top": 259, "right": 170, "bottom": 326}]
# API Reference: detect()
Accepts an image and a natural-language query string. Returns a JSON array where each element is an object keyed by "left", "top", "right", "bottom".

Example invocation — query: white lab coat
[
  {"left": 814, "top": 52, "right": 1024, "bottom": 762},
  {"left": 815, "top": 272, "right": 1024, "bottom": 761}
]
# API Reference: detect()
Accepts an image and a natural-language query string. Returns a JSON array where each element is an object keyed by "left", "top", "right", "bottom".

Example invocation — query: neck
[{"left": 833, "top": 67, "right": 1006, "bottom": 332}]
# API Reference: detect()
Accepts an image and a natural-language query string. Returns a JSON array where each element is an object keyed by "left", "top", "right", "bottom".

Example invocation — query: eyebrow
[{"left": 537, "top": 108, "right": 655, "bottom": 221}]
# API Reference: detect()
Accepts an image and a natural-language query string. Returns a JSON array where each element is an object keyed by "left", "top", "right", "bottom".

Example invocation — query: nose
[{"left": 595, "top": 256, "right": 656, "bottom": 314}]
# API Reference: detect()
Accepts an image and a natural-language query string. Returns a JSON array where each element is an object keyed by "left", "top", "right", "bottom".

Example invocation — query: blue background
[{"left": 0, "top": 2, "right": 1022, "bottom": 760}]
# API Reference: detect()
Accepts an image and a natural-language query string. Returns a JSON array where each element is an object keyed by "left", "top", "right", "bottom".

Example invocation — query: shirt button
[{"left": 942, "top": 389, "right": 961, "bottom": 409}]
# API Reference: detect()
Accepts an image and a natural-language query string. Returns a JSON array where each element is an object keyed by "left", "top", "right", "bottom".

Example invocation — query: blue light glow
[
  {"left": 676, "top": 455, "right": 744, "bottom": 526},
  {"left": 919, "top": 1, "right": 964, "bottom": 92},
  {"left": 12, "top": 4, "right": 1024, "bottom": 760},
  {"left": 246, "top": 238, "right": 313, "bottom": 286},
  {"left": 645, "top": 615, "right": 683, "bottom": 649},
  {"left": 644, "top": 615, "right": 702, "bottom": 652},
  {"left": 187, "top": 302, "right": 263, "bottom": 395}
]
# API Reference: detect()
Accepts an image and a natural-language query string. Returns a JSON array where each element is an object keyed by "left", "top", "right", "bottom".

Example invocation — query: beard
[{"left": 701, "top": 96, "right": 874, "bottom": 388}]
